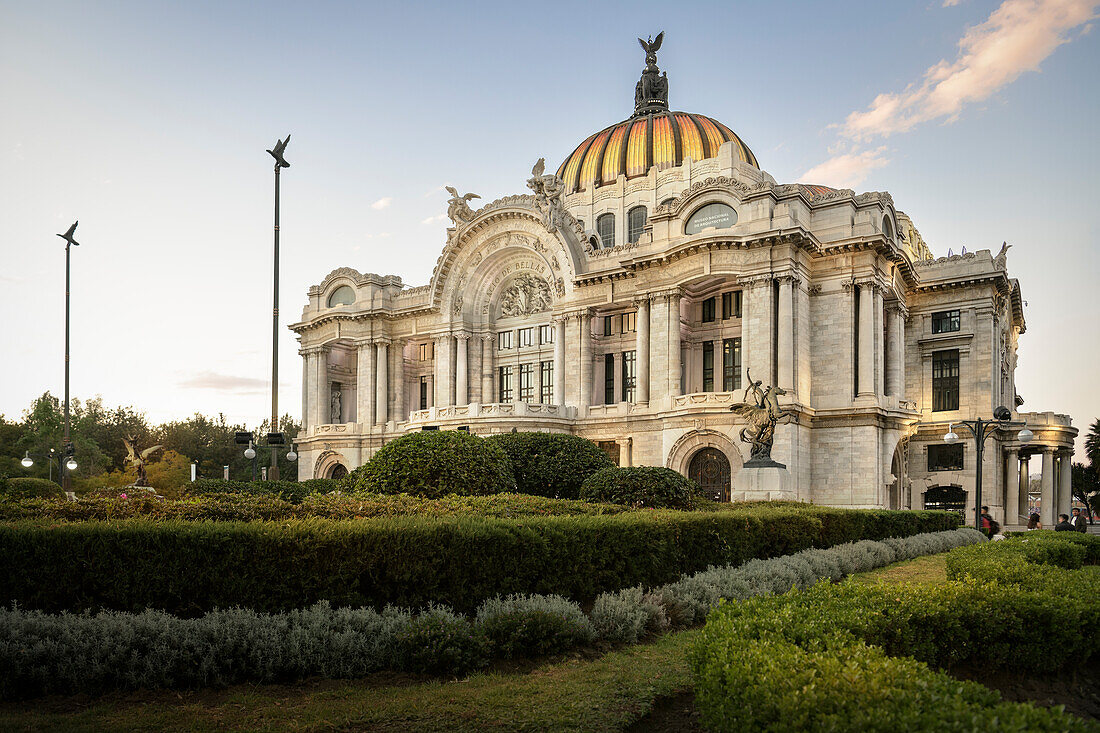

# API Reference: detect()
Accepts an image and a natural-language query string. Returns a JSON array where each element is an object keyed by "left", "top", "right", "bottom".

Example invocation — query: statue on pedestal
[
  {"left": 123, "top": 435, "right": 163, "bottom": 488},
  {"left": 729, "top": 370, "right": 794, "bottom": 466}
]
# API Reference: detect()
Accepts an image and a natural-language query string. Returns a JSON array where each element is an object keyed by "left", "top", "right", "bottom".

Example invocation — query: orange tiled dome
[{"left": 556, "top": 112, "right": 758, "bottom": 194}]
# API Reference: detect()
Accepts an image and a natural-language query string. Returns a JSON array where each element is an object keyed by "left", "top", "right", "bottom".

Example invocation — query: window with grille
[
  {"left": 627, "top": 206, "right": 647, "bottom": 244},
  {"left": 498, "top": 366, "right": 514, "bottom": 402},
  {"left": 604, "top": 353, "right": 615, "bottom": 404},
  {"left": 519, "top": 363, "right": 534, "bottom": 402},
  {"left": 498, "top": 331, "right": 513, "bottom": 350},
  {"left": 540, "top": 361, "right": 553, "bottom": 403},
  {"left": 622, "top": 351, "right": 636, "bottom": 402},
  {"left": 597, "top": 213, "right": 615, "bottom": 248},
  {"left": 622, "top": 311, "right": 636, "bottom": 333},
  {"left": 932, "top": 310, "right": 961, "bottom": 334},
  {"left": 418, "top": 342, "right": 433, "bottom": 361},
  {"left": 932, "top": 349, "right": 960, "bottom": 411},
  {"left": 702, "top": 297, "right": 716, "bottom": 323},
  {"left": 518, "top": 327, "right": 533, "bottom": 347},
  {"left": 723, "top": 337, "right": 742, "bottom": 391},
  {"left": 603, "top": 315, "right": 613, "bottom": 336},
  {"left": 702, "top": 341, "right": 714, "bottom": 392},
  {"left": 419, "top": 376, "right": 429, "bottom": 410},
  {"left": 539, "top": 324, "right": 554, "bottom": 344}
]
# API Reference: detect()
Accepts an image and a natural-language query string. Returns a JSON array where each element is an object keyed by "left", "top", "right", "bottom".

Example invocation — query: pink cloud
[
  {"left": 800, "top": 147, "right": 890, "bottom": 189},
  {"left": 841, "top": 0, "right": 1098, "bottom": 140}
]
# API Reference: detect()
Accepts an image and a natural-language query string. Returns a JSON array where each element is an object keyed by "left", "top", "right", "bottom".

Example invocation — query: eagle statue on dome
[
  {"left": 635, "top": 32, "right": 668, "bottom": 114},
  {"left": 638, "top": 32, "right": 663, "bottom": 68}
]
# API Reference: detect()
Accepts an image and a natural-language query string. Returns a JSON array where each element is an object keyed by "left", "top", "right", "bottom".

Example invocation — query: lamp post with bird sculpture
[
  {"left": 265, "top": 135, "right": 290, "bottom": 480},
  {"left": 56, "top": 220, "right": 80, "bottom": 492}
]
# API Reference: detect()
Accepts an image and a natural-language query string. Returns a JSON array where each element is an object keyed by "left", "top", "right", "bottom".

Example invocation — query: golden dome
[{"left": 556, "top": 111, "right": 759, "bottom": 195}]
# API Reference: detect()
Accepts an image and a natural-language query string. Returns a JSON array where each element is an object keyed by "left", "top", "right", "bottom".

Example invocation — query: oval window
[
  {"left": 327, "top": 285, "right": 355, "bottom": 307},
  {"left": 685, "top": 202, "right": 737, "bottom": 235}
]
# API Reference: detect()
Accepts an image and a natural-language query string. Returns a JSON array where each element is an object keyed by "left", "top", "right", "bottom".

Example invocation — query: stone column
[
  {"left": 739, "top": 289, "right": 750, "bottom": 393},
  {"left": 482, "top": 335, "right": 495, "bottom": 403},
  {"left": 375, "top": 340, "right": 389, "bottom": 426},
  {"left": 579, "top": 311, "right": 593, "bottom": 406},
  {"left": 617, "top": 437, "right": 633, "bottom": 467},
  {"left": 636, "top": 297, "right": 650, "bottom": 404},
  {"left": 455, "top": 333, "right": 469, "bottom": 406},
  {"left": 776, "top": 276, "right": 794, "bottom": 391},
  {"left": 612, "top": 351, "right": 623, "bottom": 404},
  {"left": 434, "top": 335, "right": 451, "bottom": 408},
  {"left": 857, "top": 282, "right": 876, "bottom": 399},
  {"left": 356, "top": 341, "right": 375, "bottom": 429},
  {"left": 553, "top": 317, "right": 565, "bottom": 405},
  {"left": 873, "top": 286, "right": 885, "bottom": 397},
  {"left": 314, "top": 347, "right": 330, "bottom": 428},
  {"left": 301, "top": 353, "right": 310, "bottom": 432},
  {"left": 1058, "top": 452, "right": 1073, "bottom": 518},
  {"left": 1019, "top": 454, "right": 1031, "bottom": 519},
  {"left": 393, "top": 340, "right": 406, "bottom": 422},
  {"left": 885, "top": 304, "right": 901, "bottom": 397},
  {"left": 1005, "top": 448, "right": 1020, "bottom": 526},
  {"left": 1040, "top": 447, "right": 1055, "bottom": 527},
  {"left": 668, "top": 291, "right": 682, "bottom": 396},
  {"left": 897, "top": 307, "right": 906, "bottom": 399}
]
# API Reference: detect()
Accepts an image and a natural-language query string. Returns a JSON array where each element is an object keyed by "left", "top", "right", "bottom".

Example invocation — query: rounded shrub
[
  {"left": 1, "top": 477, "right": 65, "bottom": 500},
  {"left": 475, "top": 594, "right": 595, "bottom": 658},
  {"left": 485, "top": 432, "right": 614, "bottom": 499},
  {"left": 346, "top": 431, "right": 516, "bottom": 498},
  {"left": 580, "top": 466, "right": 703, "bottom": 510}
]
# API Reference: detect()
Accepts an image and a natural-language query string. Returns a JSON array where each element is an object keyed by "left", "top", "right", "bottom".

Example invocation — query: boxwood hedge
[
  {"left": 484, "top": 432, "right": 614, "bottom": 499},
  {"left": 0, "top": 504, "right": 957, "bottom": 616},
  {"left": 691, "top": 531, "right": 1100, "bottom": 732},
  {"left": 580, "top": 466, "right": 705, "bottom": 510}
]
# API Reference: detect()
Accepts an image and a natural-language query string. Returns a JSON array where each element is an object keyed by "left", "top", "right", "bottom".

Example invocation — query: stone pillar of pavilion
[
  {"left": 481, "top": 335, "right": 495, "bottom": 404},
  {"left": 579, "top": 311, "right": 593, "bottom": 407},
  {"left": 856, "top": 282, "right": 876, "bottom": 402},
  {"left": 1058, "top": 451, "right": 1073, "bottom": 518},
  {"left": 668, "top": 291, "right": 682, "bottom": 397},
  {"left": 1004, "top": 447, "right": 1020, "bottom": 526},
  {"left": 393, "top": 340, "right": 406, "bottom": 423},
  {"left": 873, "top": 286, "right": 885, "bottom": 397},
  {"left": 313, "top": 346, "right": 330, "bottom": 429},
  {"left": 885, "top": 304, "right": 905, "bottom": 399},
  {"left": 355, "top": 342, "right": 374, "bottom": 430},
  {"left": 1040, "top": 447, "right": 1055, "bottom": 526}
]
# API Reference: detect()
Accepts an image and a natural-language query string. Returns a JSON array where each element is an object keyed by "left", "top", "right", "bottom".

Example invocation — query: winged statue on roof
[{"left": 445, "top": 186, "right": 480, "bottom": 226}]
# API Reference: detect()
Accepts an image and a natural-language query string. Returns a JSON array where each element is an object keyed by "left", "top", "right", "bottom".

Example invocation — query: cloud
[
  {"left": 800, "top": 146, "right": 891, "bottom": 189},
  {"left": 370, "top": 197, "right": 393, "bottom": 210},
  {"left": 840, "top": 0, "right": 1098, "bottom": 140},
  {"left": 179, "top": 371, "right": 269, "bottom": 393},
  {"left": 363, "top": 232, "right": 392, "bottom": 240},
  {"left": 421, "top": 213, "right": 447, "bottom": 225},
  {"left": 943, "top": 0, "right": 964, "bottom": 6}
]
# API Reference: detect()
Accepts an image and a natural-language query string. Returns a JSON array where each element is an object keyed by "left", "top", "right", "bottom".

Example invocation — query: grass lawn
[{"left": 0, "top": 552, "right": 953, "bottom": 732}]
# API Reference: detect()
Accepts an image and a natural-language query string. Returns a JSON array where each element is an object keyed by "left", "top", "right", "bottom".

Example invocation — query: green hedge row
[
  {"left": 0, "top": 529, "right": 978, "bottom": 699},
  {"left": 185, "top": 478, "right": 339, "bottom": 503},
  {"left": 580, "top": 466, "right": 704, "bottom": 510},
  {"left": 691, "top": 534, "right": 1099, "bottom": 732},
  {"left": 0, "top": 477, "right": 64, "bottom": 500},
  {"left": 0, "top": 491, "right": 631, "bottom": 522},
  {"left": 0, "top": 505, "right": 958, "bottom": 616}
]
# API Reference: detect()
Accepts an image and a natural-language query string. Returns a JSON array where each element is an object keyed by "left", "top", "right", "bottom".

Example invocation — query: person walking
[
  {"left": 1069, "top": 507, "right": 1087, "bottom": 533},
  {"left": 1054, "top": 513, "right": 1073, "bottom": 531},
  {"left": 979, "top": 506, "right": 999, "bottom": 538}
]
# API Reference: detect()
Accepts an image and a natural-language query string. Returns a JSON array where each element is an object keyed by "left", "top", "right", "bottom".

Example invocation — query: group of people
[{"left": 1021, "top": 506, "right": 1090, "bottom": 532}]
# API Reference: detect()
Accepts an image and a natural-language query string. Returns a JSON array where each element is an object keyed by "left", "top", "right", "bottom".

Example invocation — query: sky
[{"left": 1, "top": 0, "right": 1097, "bottom": 455}]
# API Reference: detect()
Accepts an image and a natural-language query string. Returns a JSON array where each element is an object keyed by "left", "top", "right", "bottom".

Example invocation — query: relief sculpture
[{"left": 499, "top": 274, "right": 553, "bottom": 317}]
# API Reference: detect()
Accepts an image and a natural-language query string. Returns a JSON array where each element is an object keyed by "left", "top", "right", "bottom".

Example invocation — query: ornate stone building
[{"left": 291, "top": 38, "right": 1076, "bottom": 527}]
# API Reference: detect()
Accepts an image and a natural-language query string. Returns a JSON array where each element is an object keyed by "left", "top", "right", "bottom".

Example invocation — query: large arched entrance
[
  {"left": 924, "top": 485, "right": 965, "bottom": 514},
  {"left": 689, "top": 448, "right": 731, "bottom": 502},
  {"left": 328, "top": 464, "right": 348, "bottom": 480}
]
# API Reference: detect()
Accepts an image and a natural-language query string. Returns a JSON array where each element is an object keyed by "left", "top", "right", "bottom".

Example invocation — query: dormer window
[{"left": 327, "top": 285, "right": 354, "bottom": 307}]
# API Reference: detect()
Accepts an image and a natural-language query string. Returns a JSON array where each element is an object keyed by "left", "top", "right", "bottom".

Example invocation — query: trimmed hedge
[
  {"left": 580, "top": 466, "right": 704, "bottom": 510},
  {"left": 0, "top": 492, "right": 631, "bottom": 522},
  {"left": 345, "top": 431, "right": 516, "bottom": 498},
  {"left": 0, "top": 477, "right": 64, "bottom": 500},
  {"left": 484, "top": 432, "right": 614, "bottom": 499},
  {"left": 691, "top": 536, "right": 1100, "bottom": 732},
  {"left": 0, "top": 505, "right": 959, "bottom": 616},
  {"left": 0, "top": 528, "right": 977, "bottom": 699}
]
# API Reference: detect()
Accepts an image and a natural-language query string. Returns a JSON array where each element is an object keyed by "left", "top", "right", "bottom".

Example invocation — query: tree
[
  {"left": 1085, "top": 419, "right": 1100, "bottom": 471},
  {"left": 15, "top": 393, "right": 107, "bottom": 484},
  {"left": 1071, "top": 462, "right": 1099, "bottom": 524}
]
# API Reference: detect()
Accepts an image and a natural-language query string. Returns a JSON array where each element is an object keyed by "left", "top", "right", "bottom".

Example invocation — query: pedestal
[{"left": 733, "top": 460, "right": 794, "bottom": 502}]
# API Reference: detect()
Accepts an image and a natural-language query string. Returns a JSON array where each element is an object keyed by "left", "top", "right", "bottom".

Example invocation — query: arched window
[
  {"left": 627, "top": 206, "right": 647, "bottom": 244},
  {"left": 882, "top": 216, "right": 895, "bottom": 241},
  {"left": 327, "top": 285, "right": 355, "bottom": 307},
  {"left": 597, "top": 213, "right": 615, "bottom": 248}
]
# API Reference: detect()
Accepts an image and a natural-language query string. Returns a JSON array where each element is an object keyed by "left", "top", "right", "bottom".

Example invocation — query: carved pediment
[{"left": 499, "top": 274, "right": 553, "bottom": 317}]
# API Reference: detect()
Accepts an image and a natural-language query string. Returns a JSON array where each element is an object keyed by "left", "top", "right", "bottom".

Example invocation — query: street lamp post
[
  {"left": 22, "top": 449, "right": 77, "bottom": 487},
  {"left": 265, "top": 135, "right": 291, "bottom": 481},
  {"left": 942, "top": 406, "right": 1033, "bottom": 532},
  {"left": 56, "top": 221, "right": 80, "bottom": 491}
]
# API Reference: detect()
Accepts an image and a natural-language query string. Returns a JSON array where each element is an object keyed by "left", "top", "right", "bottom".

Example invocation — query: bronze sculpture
[
  {"left": 123, "top": 435, "right": 163, "bottom": 487},
  {"left": 729, "top": 370, "right": 794, "bottom": 465}
]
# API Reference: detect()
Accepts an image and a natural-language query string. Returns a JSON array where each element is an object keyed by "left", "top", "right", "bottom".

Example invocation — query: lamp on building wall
[{"left": 941, "top": 406, "right": 1033, "bottom": 532}]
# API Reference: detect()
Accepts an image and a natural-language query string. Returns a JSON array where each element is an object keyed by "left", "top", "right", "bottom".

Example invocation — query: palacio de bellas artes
[{"left": 291, "top": 34, "right": 1076, "bottom": 530}]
